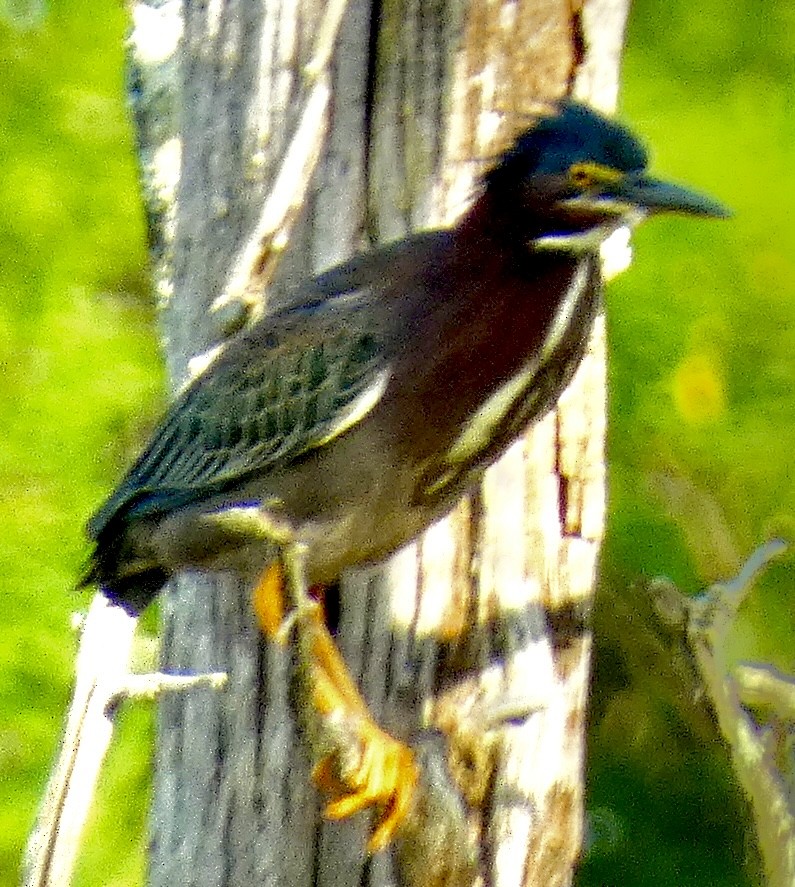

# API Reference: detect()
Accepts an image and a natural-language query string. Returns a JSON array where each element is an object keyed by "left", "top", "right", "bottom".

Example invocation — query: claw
[
  {"left": 320, "top": 726, "right": 417, "bottom": 852},
  {"left": 252, "top": 555, "right": 418, "bottom": 852},
  {"left": 300, "top": 602, "right": 418, "bottom": 849}
]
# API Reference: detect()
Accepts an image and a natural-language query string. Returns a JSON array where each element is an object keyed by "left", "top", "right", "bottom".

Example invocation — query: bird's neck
[{"left": 391, "top": 195, "right": 603, "bottom": 505}]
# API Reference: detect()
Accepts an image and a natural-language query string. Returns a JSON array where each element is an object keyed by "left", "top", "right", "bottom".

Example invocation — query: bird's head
[{"left": 484, "top": 102, "right": 729, "bottom": 252}]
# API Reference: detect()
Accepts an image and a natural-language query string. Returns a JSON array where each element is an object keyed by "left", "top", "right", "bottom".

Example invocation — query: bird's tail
[{"left": 79, "top": 519, "right": 167, "bottom": 616}]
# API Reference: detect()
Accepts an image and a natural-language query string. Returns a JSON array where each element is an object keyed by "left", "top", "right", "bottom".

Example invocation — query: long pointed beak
[{"left": 613, "top": 174, "right": 731, "bottom": 218}]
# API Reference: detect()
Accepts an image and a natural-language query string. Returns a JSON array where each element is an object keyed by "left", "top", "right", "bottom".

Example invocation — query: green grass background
[{"left": 1, "top": 1, "right": 792, "bottom": 884}]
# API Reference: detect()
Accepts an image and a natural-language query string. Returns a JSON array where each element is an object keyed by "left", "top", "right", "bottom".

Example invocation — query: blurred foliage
[
  {"left": 0, "top": 2, "right": 160, "bottom": 884},
  {"left": 0, "top": 0, "right": 792, "bottom": 885},
  {"left": 583, "top": 0, "right": 795, "bottom": 884}
]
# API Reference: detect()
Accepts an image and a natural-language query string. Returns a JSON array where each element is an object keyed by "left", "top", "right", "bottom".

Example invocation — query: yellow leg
[
  {"left": 252, "top": 561, "right": 288, "bottom": 641},
  {"left": 252, "top": 557, "right": 418, "bottom": 853}
]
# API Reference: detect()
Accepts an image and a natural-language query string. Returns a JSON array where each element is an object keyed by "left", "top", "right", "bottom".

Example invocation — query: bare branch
[
  {"left": 736, "top": 663, "right": 795, "bottom": 721},
  {"left": 684, "top": 541, "right": 795, "bottom": 887},
  {"left": 23, "top": 596, "right": 137, "bottom": 887},
  {"left": 23, "top": 595, "right": 228, "bottom": 887}
]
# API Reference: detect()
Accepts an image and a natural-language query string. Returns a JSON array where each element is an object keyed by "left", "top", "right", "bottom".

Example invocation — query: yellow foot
[
  {"left": 301, "top": 605, "right": 418, "bottom": 852},
  {"left": 252, "top": 557, "right": 418, "bottom": 852},
  {"left": 314, "top": 709, "right": 418, "bottom": 852}
]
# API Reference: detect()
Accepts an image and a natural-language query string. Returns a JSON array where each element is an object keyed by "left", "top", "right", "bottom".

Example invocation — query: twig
[
  {"left": 22, "top": 595, "right": 229, "bottom": 887},
  {"left": 23, "top": 595, "right": 137, "bottom": 887},
  {"left": 736, "top": 663, "right": 795, "bottom": 722},
  {"left": 108, "top": 670, "right": 228, "bottom": 710}
]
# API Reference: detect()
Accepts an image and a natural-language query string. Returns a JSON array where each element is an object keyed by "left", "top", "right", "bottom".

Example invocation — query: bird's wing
[{"left": 88, "top": 295, "right": 387, "bottom": 537}]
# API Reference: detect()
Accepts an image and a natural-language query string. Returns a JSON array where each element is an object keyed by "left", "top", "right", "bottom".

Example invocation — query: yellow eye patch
[{"left": 568, "top": 161, "right": 625, "bottom": 189}]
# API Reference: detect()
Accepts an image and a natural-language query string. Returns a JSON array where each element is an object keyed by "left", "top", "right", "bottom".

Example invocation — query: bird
[{"left": 83, "top": 100, "right": 728, "bottom": 850}]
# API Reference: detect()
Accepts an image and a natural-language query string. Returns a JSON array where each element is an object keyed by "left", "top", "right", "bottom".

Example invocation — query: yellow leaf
[{"left": 672, "top": 352, "right": 726, "bottom": 423}]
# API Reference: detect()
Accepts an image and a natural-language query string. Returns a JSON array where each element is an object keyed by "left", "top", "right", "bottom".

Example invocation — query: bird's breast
[{"left": 380, "top": 250, "right": 600, "bottom": 505}]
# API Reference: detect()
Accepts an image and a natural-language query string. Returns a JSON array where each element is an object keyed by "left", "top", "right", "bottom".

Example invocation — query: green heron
[{"left": 84, "top": 101, "right": 727, "bottom": 850}]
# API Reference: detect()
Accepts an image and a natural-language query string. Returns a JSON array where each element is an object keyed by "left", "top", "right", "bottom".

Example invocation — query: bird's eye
[
  {"left": 568, "top": 161, "right": 623, "bottom": 190},
  {"left": 569, "top": 163, "right": 595, "bottom": 188}
]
